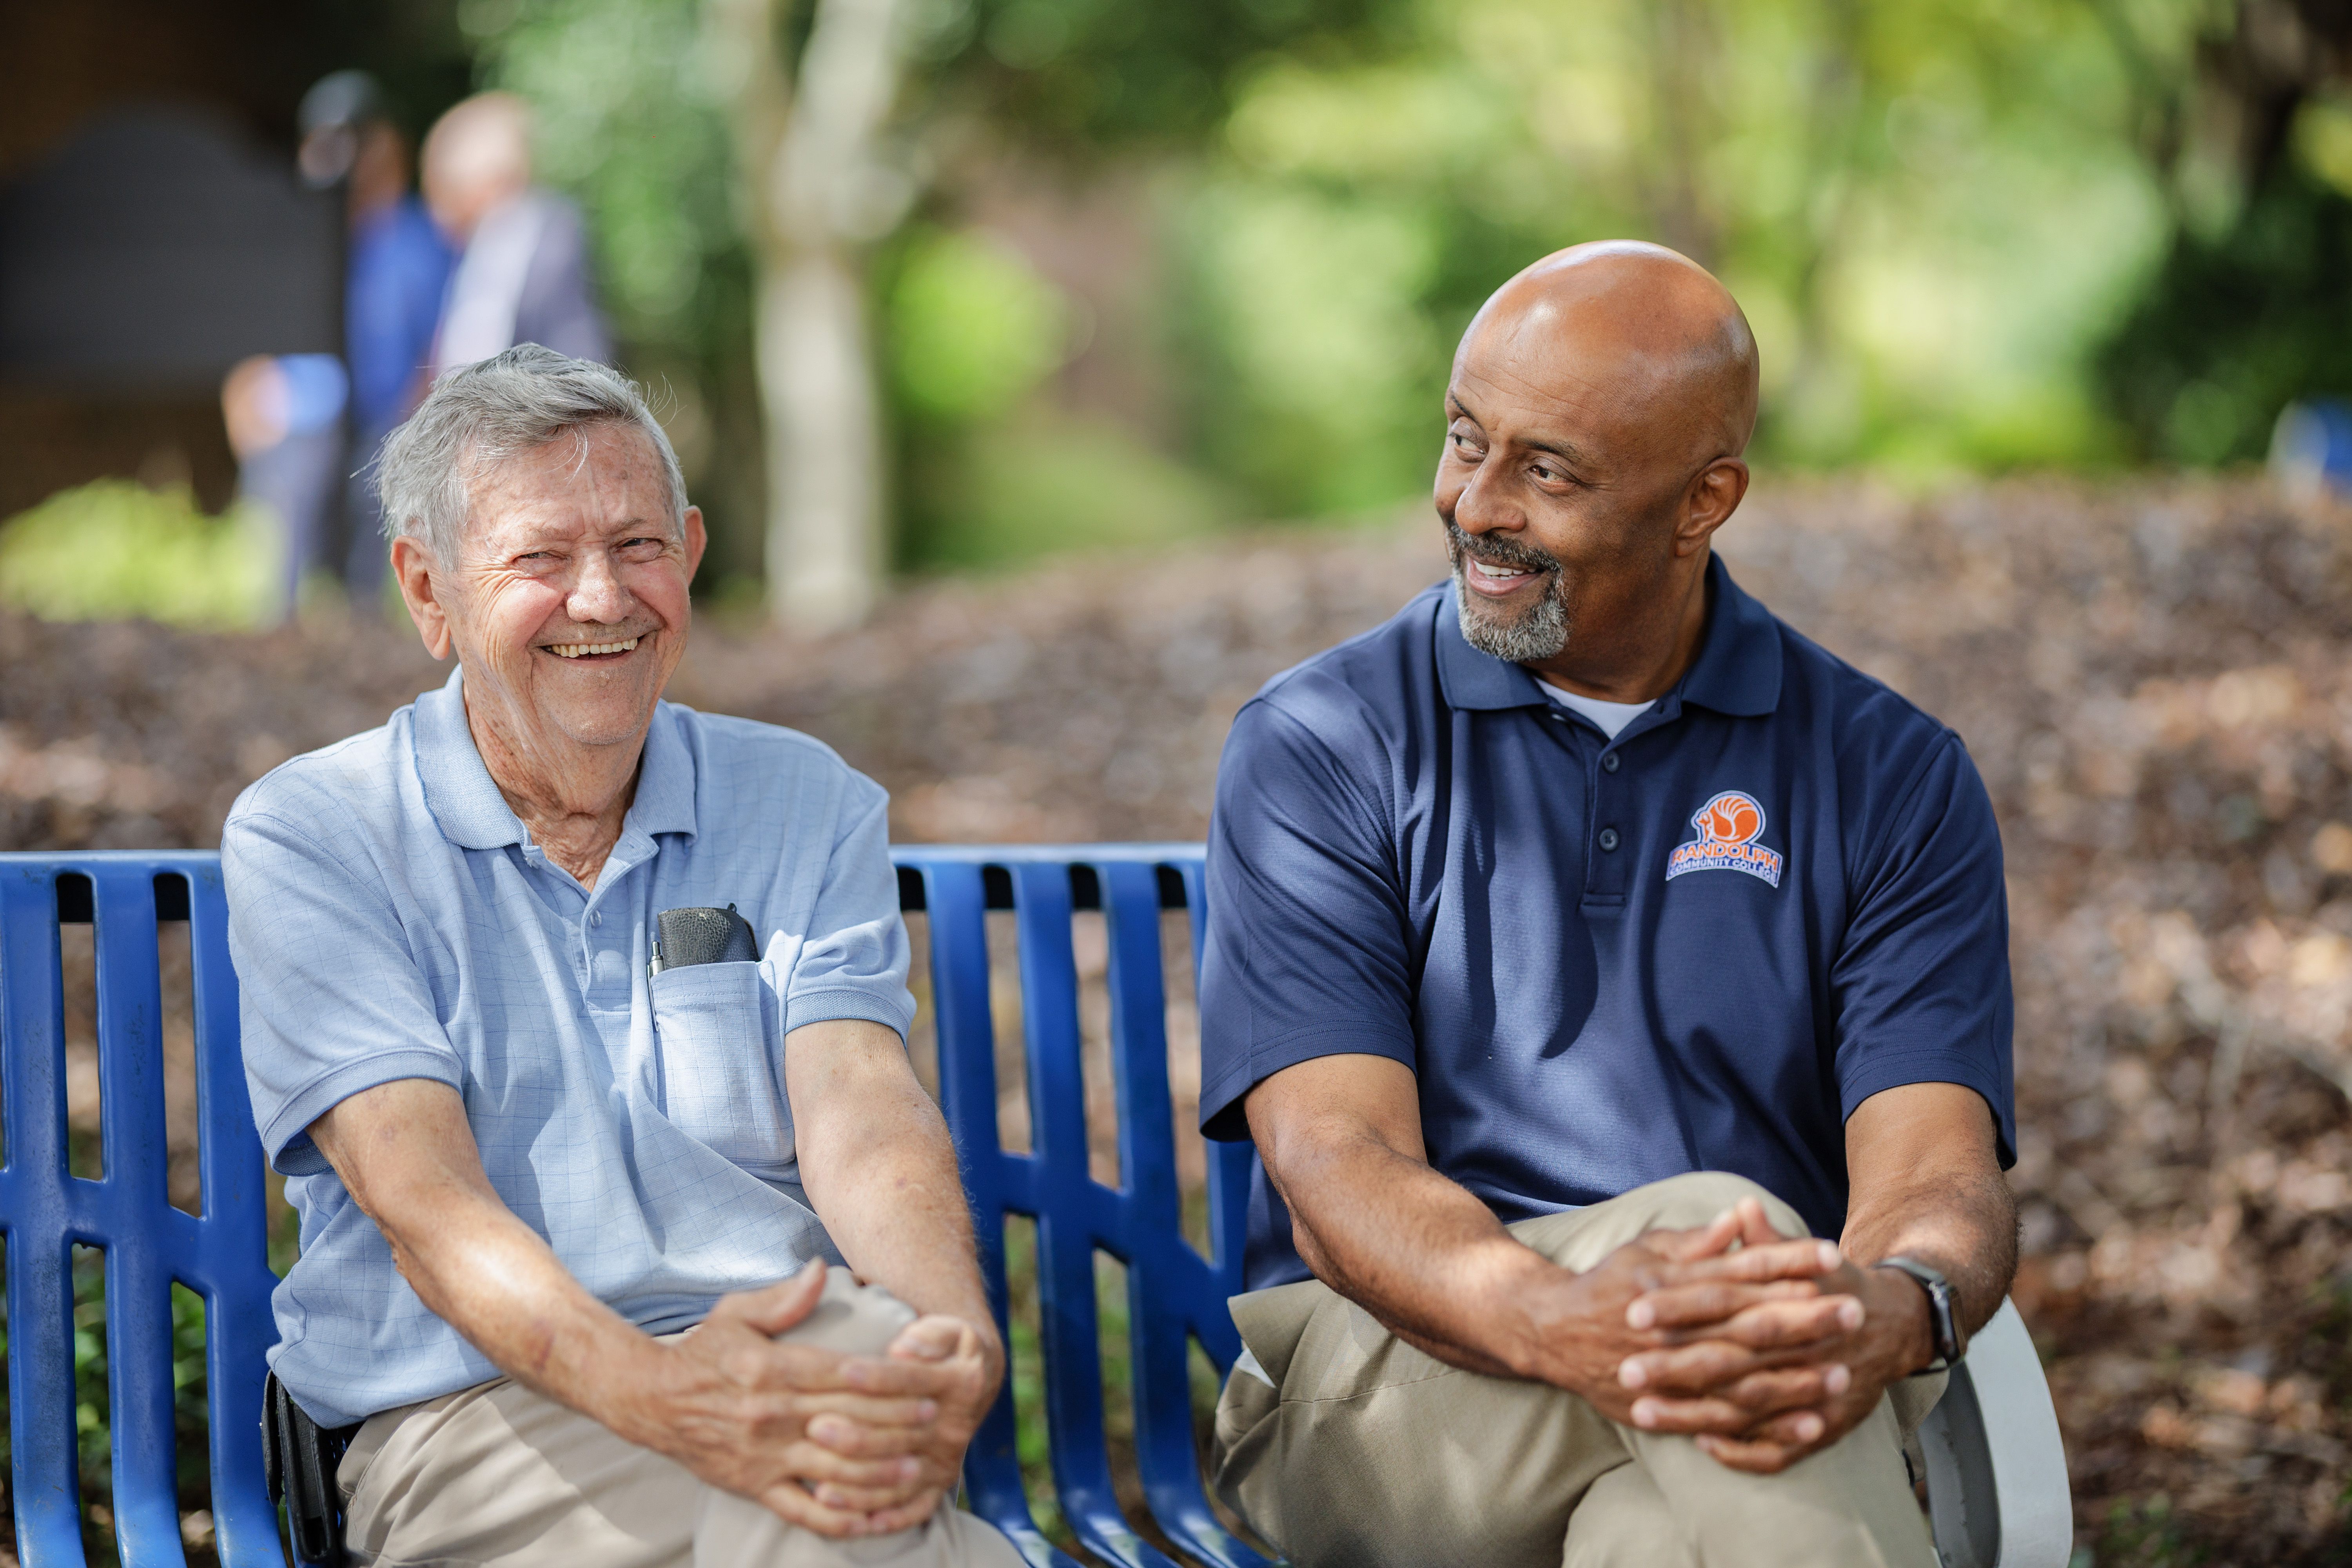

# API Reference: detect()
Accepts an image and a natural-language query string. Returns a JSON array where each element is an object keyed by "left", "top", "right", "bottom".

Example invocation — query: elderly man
[
  {"left": 1198, "top": 243, "right": 2018, "bottom": 1567},
  {"left": 225, "top": 345, "right": 1020, "bottom": 1568}
]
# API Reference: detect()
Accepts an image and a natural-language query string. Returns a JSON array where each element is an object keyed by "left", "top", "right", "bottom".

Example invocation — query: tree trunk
[{"left": 707, "top": 0, "right": 906, "bottom": 632}]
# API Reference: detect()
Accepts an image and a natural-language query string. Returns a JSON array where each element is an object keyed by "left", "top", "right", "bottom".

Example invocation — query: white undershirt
[{"left": 1540, "top": 681, "right": 1655, "bottom": 739}]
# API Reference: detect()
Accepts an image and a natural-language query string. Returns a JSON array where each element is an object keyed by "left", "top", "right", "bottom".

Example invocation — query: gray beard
[{"left": 1446, "top": 521, "right": 1572, "bottom": 663}]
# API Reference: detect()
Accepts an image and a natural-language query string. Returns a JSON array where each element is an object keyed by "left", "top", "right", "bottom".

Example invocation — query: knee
[{"left": 1626, "top": 1172, "right": 1809, "bottom": 1239}]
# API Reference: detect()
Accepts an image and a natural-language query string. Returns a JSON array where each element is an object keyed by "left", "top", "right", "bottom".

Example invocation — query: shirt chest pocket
[{"left": 648, "top": 961, "right": 794, "bottom": 1173}]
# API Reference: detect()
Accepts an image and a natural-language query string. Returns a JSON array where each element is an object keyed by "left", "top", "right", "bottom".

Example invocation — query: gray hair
[{"left": 374, "top": 344, "right": 688, "bottom": 561}]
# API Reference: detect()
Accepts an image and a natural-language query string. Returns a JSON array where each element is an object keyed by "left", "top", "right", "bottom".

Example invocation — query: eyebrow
[{"left": 1447, "top": 394, "right": 1590, "bottom": 468}]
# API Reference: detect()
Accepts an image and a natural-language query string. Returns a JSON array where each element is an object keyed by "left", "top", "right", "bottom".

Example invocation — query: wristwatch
[{"left": 1877, "top": 1256, "right": 1965, "bottom": 1372}]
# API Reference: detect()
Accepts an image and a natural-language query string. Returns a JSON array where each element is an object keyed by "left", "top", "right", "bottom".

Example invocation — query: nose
[
  {"left": 567, "top": 548, "right": 633, "bottom": 624},
  {"left": 1448, "top": 452, "right": 1521, "bottom": 540}
]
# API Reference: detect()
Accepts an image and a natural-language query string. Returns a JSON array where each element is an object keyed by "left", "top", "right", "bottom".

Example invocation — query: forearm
[
  {"left": 373, "top": 1173, "right": 665, "bottom": 1424},
  {"left": 790, "top": 1022, "right": 1000, "bottom": 1370},
  {"left": 1840, "top": 1158, "right": 2017, "bottom": 1339},
  {"left": 311, "top": 1081, "right": 666, "bottom": 1439},
  {"left": 1266, "top": 1113, "right": 1566, "bottom": 1380}
]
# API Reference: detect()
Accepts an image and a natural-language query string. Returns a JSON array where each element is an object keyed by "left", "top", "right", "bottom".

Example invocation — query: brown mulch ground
[{"left": 6, "top": 475, "right": 2352, "bottom": 1563}]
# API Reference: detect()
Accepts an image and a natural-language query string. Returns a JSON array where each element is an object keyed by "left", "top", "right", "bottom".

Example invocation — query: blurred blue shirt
[
  {"left": 345, "top": 194, "right": 452, "bottom": 434},
  {"left": 224, "top": 668, "right": 916, "bottom": 1427}
]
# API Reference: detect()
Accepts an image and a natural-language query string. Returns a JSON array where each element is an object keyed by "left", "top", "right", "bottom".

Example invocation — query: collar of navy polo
[{"left": 1432, "top": 552, "right": 1784, "bottom": 723}]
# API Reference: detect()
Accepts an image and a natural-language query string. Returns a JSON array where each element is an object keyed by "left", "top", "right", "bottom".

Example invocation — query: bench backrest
[{"left": 0, "top": 848, "right": 1269, "bottom": 1568}]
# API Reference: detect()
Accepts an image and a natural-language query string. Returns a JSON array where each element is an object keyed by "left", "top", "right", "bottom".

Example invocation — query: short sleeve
[
  {"left": 1830, "top": 735, "right": 2016, "bottom": 1164},
  {"left": 1198, "top": 698, "right": 1419, "bottom": 1142},
  {"left": 778, "top": 784, "right": 916, "bottom": 1039},
  {"left": 223, "top": 809, "right": 464, "bottom": 1177}
]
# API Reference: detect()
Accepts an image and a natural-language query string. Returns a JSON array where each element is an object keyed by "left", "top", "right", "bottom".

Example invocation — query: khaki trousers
[
  {"left": 1212, "top": 1172, "right": 1946, "bottom": 1568},
  {"left": 337, "top": 1271, "right": 1024, "bottom": 1568}
]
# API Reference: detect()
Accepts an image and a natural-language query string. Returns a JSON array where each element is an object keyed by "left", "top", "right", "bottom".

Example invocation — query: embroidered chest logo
[{"left": 1665, "top": 790, "right": 1784, "bottom": 888}]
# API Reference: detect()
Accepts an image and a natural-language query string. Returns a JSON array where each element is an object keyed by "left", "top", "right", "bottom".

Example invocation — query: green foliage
[
  {"left": 883, "top": 226, "right": 1232, "bottom": 570},
  {"left": 1174, "top": 181, "right": 1443, "bottom": 517},
  {"left": 1174, "top": 0, "right": 2169, "bottom": 488},
  {"left": 908, "top": 0, "right": 1417, "bottom": 152},
  {"left": 890, "top": 230, "right": 1078, "bottom": 423},
  {"left": 904, "top": 415, "right": 1231, "bottom": 573},
  {"left": 463, "top": 0, "right": 2332, "bottom": 584},
  {"left": 2096, "top": 1493, "right": 2207, "bottom": 1567},
  {"left": 469, "top": 0, "right": 765, "bottom": 579},
  {"left": 2095, "top": 160, "right": 2352, "bottom": 465},
  {"left": 0, "top": 482, "right": 279, "bottom": 630}
]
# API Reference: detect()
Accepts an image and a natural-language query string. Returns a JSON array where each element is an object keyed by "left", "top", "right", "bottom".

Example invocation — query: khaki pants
[
  {"left": 1212, "top": 1172, "right": 1947, "bottom": 1568},
  {"left": 338, "top": 1271, "right": 1024, "bottom": 1568}
]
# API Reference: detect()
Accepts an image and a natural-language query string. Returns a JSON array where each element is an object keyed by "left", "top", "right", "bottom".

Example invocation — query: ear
[
  {"left": 1674, "top": 458, "right": 1749, "bottom": 559},
  {"left": 390, "top": 534, "right": 455, "bottom": 661},
  {"left": 680, "top": 505, "right": 708, "bottom": 585}
]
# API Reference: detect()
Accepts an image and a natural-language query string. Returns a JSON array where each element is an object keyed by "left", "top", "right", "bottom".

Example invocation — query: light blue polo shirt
[{"left": 223, "top": 667, "right": 916, "bottom": 1427}]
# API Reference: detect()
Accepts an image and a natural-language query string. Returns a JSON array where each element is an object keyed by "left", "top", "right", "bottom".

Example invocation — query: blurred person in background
[
  {"left": 220, "top": 71, "right": 454, "bottom": 619},
  {"left": 424, "top": 92, "right": 611, "bottom": 380},
  {"left": 297, "top": 70, "right": 456, "bottom": 605},
  {"left": 221, "top": 350, "right": 346, "bottom": 622}
]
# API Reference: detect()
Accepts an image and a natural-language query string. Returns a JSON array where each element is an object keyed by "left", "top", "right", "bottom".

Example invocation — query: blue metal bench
[{"left": 0, "top": 847, "right": 2067, "bottom": 1568}]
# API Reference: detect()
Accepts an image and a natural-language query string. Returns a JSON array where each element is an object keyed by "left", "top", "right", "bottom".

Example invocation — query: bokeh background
[{"left": 5, "top": 1, "right": 2352, "bottom": 1565}]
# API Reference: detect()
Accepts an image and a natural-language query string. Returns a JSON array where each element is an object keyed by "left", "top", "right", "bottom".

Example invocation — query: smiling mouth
[
  {"left": 1461, "top": 557, "right": 1549, "bottom": 595},
  {"left": 544, "top": 636, "right": 642, "bottom": 660}
]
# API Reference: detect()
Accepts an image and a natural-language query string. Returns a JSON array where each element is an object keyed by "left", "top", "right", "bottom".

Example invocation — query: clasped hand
[
  {"left": 626, "top": 1262, "right": 998, "bottom": 1539},
  {"left": 1548, "top": 1200, "right": 1922, "bottom": 1475}
]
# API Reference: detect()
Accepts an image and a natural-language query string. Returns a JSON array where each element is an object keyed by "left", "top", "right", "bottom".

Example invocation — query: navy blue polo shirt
[{"left": 1199, "top": 556, "right": 2014, "bottom": 1290}]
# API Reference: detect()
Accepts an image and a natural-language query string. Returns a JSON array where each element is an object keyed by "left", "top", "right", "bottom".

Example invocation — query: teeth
[
  {"left": 548, "top": 637, "right": 640, "bottom": 658},
  {"left": 1475, "top": 562, "right": 1530, "bottom": 578}
]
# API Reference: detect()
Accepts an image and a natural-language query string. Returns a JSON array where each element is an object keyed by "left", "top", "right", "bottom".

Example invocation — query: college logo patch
[{"left": 1665, "top": 790, "right": 1784, "bottom": 887}]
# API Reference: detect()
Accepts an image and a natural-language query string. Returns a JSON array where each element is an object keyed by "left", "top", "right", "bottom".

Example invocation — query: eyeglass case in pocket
[{"left": 648, "top": 955, "right": 793, "bottom": 1172}]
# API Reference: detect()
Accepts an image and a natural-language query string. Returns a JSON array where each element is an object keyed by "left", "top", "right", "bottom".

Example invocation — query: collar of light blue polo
[
  {"left": 1434, "top": 553, "right": 1783, "bottom": 719},
  {"left": 412, "top": 665, "right": 699, "bottom": 852}
]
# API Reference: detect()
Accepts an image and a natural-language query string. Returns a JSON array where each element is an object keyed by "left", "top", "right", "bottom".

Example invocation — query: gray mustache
[{"left": 1444, "top": 520, "right": 1559, "bottom": 576}]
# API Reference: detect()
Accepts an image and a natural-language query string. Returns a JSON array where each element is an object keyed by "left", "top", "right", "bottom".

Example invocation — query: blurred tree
[
  {"left": 1172, "top": 0, "right": 2164, "bottom": 493},
  {"left": 473, "top": 0, "right": 1411, "bottom": 606},
  {"left": 2091, "top": 0, "right": 2352, "bottom": 462},
  {"left": 472, "top": 0, "right": 762, "bottom": 586},
  {"left": 476, "top": 0, "right": 2317, "bottom": 590},
  {"left": 705, "top": 0, "right": 913, "bottom": 632}
]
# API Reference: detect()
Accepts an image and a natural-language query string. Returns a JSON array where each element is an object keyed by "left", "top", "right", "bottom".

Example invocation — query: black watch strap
[{"left": 1877, "top": 1256, "right": 1964, "bottom": 1372}]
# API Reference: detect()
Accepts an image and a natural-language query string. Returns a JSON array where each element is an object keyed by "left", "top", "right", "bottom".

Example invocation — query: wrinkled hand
[
  {"left": 609, "top": 1265, "right": 958, "bottom": 1539},
  {"left": 1614, "top": 1202, "right": 1931, "bottom": 1473},
  {"left": 799, "top": 1312, "right": 1001, "bottom": 1532}
]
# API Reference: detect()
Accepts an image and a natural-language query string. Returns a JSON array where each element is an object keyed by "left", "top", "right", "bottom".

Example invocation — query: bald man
[
  {"left": 1195, "top": 243, "right": 2016, "bottom": 1567},
  {"left": 422, "top": 93, "right": 610, "bottom": 376}
]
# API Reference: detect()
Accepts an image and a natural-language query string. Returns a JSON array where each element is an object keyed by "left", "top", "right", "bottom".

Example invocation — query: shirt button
[
  {"left": 589, "top": 911, "right": 603, "bottom": 927},
  {"left": 1602, "top": 752, "right": 1621, "bottom": 773},
  {"left": 1598, "top": 828, "right": 1621, "bottom": 851}
]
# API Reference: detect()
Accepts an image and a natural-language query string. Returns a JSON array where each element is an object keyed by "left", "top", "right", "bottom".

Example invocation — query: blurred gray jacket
[{"left": 434, "top": 189, "right": 610, "bottom": 372}]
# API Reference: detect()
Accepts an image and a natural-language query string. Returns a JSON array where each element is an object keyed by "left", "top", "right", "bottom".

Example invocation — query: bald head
[
  {"left": 423, "top": 93, "right": 534, "bottom": 239},
  {"left": 1459, "top": 241, "right": 1759, "bottom": 465},
  {"left": 1435, "top": 241, "right": 1760, "bottom": 693}
]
